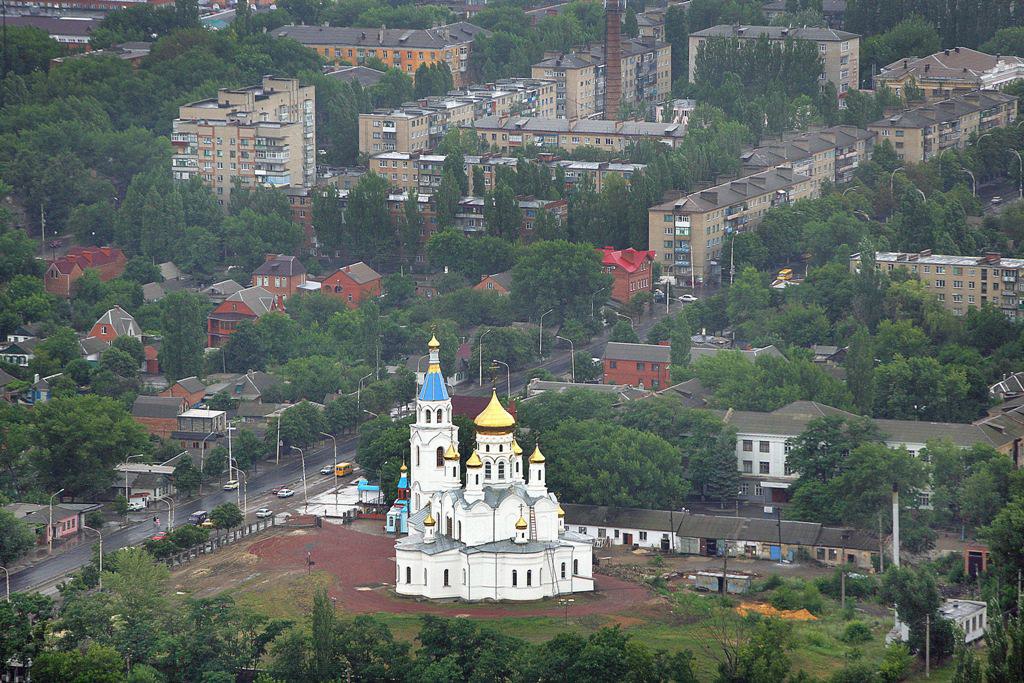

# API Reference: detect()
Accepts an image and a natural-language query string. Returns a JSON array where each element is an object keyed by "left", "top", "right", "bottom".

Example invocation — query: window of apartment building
[
  {"left": 609, "top": 360, "right": 617, "bottom": 368},
  {"left": 636, "top": 362, "right": 645, "bottom": 370},
  {"left": 918, "top": 492, "right": 931, "bottom": 507},
  {"left": 742, "top": 460, "right": 753, "bottom": 474},
  {"left": 953, "top": 294, "right": 963, "bottom": 302},
  {"left": 935, "top": 279, "right": 946, "bottom": 287},
  {"left": 840, "top": 69, "right": 849, "bottom": 79},
  {"left": 216, "top": 137, "right": 222, "bottom": 145},
  {"left": 937, "top": 293, "right": 946, "bottom": 301},
  {"left": 784, "top": 462, "right": 794, "bottom": 476},
  {"left": 759, "top": 462, "right": 770, "bottom": 474},
  {"left": 953, "top": 267, "right": 963, "bottom": 275},
  {"left": 968, "top": 281, "right": 976, "bottom": 289},
  {"left": 935, "top": 266, "right": 946, "bottom": 274},
  {"left": 759, "top": 441, "right": 770, "bottom": 453},
  {"left": 953, "top": 280, "right": 963, "bottom": 288},
  {"left": 968, "top": 295, "right": 976, "bottom": 304},
  {"left": 923, "top": 266, "right": 931, "bottom": 273},
  {"left": 739, "top": 482, "right": 750, "bottom": 495},
  {"left": 742, "top": 439, "right": 753, "bottom": 452},
  {"left": 754, "top": 484, "right": 763, "bottom": 497}
]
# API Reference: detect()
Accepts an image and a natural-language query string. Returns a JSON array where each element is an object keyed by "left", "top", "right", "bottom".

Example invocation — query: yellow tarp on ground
[{"left": 735, "top": 602, "right": 818, "bottom": 621}]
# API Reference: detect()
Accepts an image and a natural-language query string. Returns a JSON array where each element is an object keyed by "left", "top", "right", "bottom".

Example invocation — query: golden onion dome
[
  {"left": 400, "top": 462, "right": 408, "bottom": 472},
  {"left": 515, "top": 515, "right": 528, "bottom": 530},
  {"left": 423, "top": 512, "right": 436, "bottom": 527},
  {"left": 427, "top": 334, "right": 441, "bottom": 349},
  {"left": 512, "top": 439, "right": 523, "bottom": 455},
  {"left": 466, "top": 450, "right": 482, "bottom": 468},
  {"left": 556, "top": 504, "right": 565, "bottom": 518},
  {"left": 444, "top": 442, "right": 460, "bottom": 461},
  {"left": 529, "top": 444, "right": 545, "bottom": 464},
  {"left": 474, "top": 390, "right": 516, "bottom": 432}
]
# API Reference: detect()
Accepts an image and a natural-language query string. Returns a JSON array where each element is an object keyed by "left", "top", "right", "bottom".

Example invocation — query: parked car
[
  {"left": 276, "top": 488, "right": 295, "bottom": 498},
  {"left": 188, "top": 510, "right": 208, "bottom": 525},
  {"left": 200, "top": 519, "right": 215, "bottom": 528},
  {"left": 255, "top": 507, "right": 274, "bottom": 519},
  {"left": 992, "top": 196, "right": 1003, "bottom": 205},
  {"left": 127, "top": 500, "right": 146, "bottom": 512},
  {"left": 271, "top": 486, "right": 286, "bottom": 495},
  {"left": 678, "top": 294, "right": 699, "bottom": 303},
  {"left": 222, "top": 480, "right": 239, "bottom": 491},
  {"left": 150, "top": 532, "right": 167, "bottom": 541},
  {"left": 319, "top": 466, "right": 332, "bottom": 475}
]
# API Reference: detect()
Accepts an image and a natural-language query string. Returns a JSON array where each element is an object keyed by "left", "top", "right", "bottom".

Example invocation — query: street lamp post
[
  {"left": 156, "top": 495, "right": 175, "bottom": 530},
  {"left": 123, "top": 454, "right": 144, "bottom": 503},
  {"left": 321, "top": 432, "right": 339, "bottom": 514},
  {"left": 539, "top": 309, "right": 554, "bottom": 357},
  {"left": 291, "top": 446, "right": 309, "bottom": 513},
  {"left": 227, "top": 424, "right": 238, "bottom": 507},
  {"left": 1010, "top": 149, "right": 1023, "bottom": 200},
  {"left": 357, "top": 372, "right": 373, "bottom": 416},
  {"left": 558, "top": 597, "right": 574, "bottom": 624},
  {"left": 363, "top": 410, "right": 378, "bottom": 419},
  {"left": 48, "top": 488, "right": 64, "bottom": 554},
  {"left": 81, "top": 524, "right": 102, "bottom": 589},
  {"left": 237, "top": 470, "right": 247, "bottom": 519},
  {"left": 556, "top": 335, "right": 575, "bottom": 382},
  {"left": 200, "top": 431, "right": 217, "bottom": 490},
  {"left": 478, "top": 328, "right": 493, "bottom": 386},
  {"left": 959, "top": 168, "right": 977, "bottom": 196},
  {"left": 0, "top": 566, "right": 9, "bottom": 602},
  {"left": 491, "top": 360, "right": 510, "bottom": 401},
  {"left": 613, "top": 311, "right": 633, "bottom": 328},
  {"left": 728, "top": 227, "right": 737, "bottom": 285}
]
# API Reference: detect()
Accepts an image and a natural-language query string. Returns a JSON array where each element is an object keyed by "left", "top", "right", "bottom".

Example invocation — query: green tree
[
  {"left": 435, "top": 171, "right": 462, "bottom": 229},
  {"left": 511, "top": 240, "right": 611, "bottom": 323},
  {"left": 0, "top": 508, "right": 35, "bottom": 565},
  {"left": 158, "top": 292, "right": 208, "bottom": 382},
  {"left": 609, "top": 319, "right": 639, "bottom": 343},
  {"left": 483, "top": 183, "right": 521, "bottom": 241},
  {"left": 844, "top": 324, "right": 875, "bottom": 415},
  {"left": 173, "top": 459, "right": 201, "bottom": 498},
  {"left": 210, "top": 503, "right": 243, "bottom": 529},
  {"left": 518, "top": 389, "right": 617, "bottom": 435},
  {"left": 33, "top": 643, "right": 126, "bottom": 683}
]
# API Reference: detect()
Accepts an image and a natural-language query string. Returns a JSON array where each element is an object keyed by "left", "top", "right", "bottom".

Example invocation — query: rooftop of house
[
  {"left": 272, "top": 22, "right": 489, "bottom": 49},
  {"left": 220, "top": 286, "right": 279, "bottom": 317},
  {"left": 324, "top": 65, "right": 385, "bottom": 87},
  {"left": 472, "top": 115, "right": 686, "bottom": 138},
  {"left": 132, "top": 395, "right": 187, "bottom": 419},
  {"left": 92, "top": 305, "right": 140, "bottom": 337},
  {"left": 332, "top": 261, "right": 382, "bottom": 285},
  {"left": 47, "top": 246, "right": 125, "bottom": 275},
  {"left": 861, "top": 250, "right": 1024, "bottom": 269},
  {"left": 603, "top": 341, "right": 672, "bottom": 364},
  {"left": 478, "top": 271, "right": 513, "bottom": 290},
  {"left": 599, "top": 246, "right": 655, "bottom": 273},
  {"left": 689, "top": 345, "right": 786, "bottom": 363},
  {"left": 741, "top": 125, "right": 874, "bottom": 169},
  {"left": 877, "top": 47, "right": 1024, "bottom": 82},
  {"left": 652, "top": 167, "right": 810, "bottom": 213},
  {"left": 868, "top": 90, "right": 1018, "bottom": 129},
  {"left": 6, "top": 15, "right": 99, "bottom": 36},
  {"left": 252, "top": 254, "right": 306, "bottom": 277},
  {"left": 691, "top": 24, "right": 859, "bottom": 41}
]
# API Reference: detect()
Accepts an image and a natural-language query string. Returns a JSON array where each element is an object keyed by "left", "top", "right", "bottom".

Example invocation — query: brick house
[
  {"left": 4, "top": 502, "right": 103, "bottom": 545},
  {"left": 44, "top": 247, "right": 126, "bottom": 297},
  {"left": 131, "top": 395, "right": 189, "bottom": 438},
  {"left": 207, "top": 286, "right": 281, "bottom": 348},
  {"left": 160, "top": 376, "right": 207, "bottom": 407},
  {"left": 88, "top": 306, "right": 142, "bottom": 343},
  {"left": 321, "top": 262, "right": 383, "bottom": 309},
  {"left": 473, "top": 271, "right": 513, "bottom": 295},
  {"left": 602, "top": 341, "right": 671, "bottom": 390},
  {"left": 251, "top": 254, "right": 307, "bottom": 304},
  {"left": 599, "top": 246, "right": 655, "bottom": 304}
]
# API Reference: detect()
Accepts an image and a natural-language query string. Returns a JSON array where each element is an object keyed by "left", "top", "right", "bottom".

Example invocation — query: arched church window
[
  {"left": 423, "top": 568, "right": 427, "bottom": 585},
  {"left": 573, "top": 559, "right": 578, "bottom": 575},
  {"left": 484, "top": 461, "right": 492, "bottom": 479},
  {"left": 436, "top": 409, "right": 443, "bottom": 423},
  {"left": 498, "top": 444, "right": 503, "bottom": 452},
  {"left": 457, "top": 521, "right": 462, "bottom": 539},
  {"left": 406, "top": 566, "right": 411, "bottom": 584},
  {"left": 538, "top": 469, "right": 543, "bottom": 481},
  {"left": 516, "top": 461, "right": 520, "bottom": 473},
  {"left": 443, "top": 569, "right": 450, "bottom": 587},
  {"left": 512, "top": 570, "right": 518, "bottom": 587},
  {"left": 561, "top": 562, "right": 566, "bottom": 579},
  {"left": 498, "top": 461, "right": 505, "bottom": 479},
  {"left": 462, "top": 568, "right": 466, "bottom": 584},
  {"left": 485, "top": 444, "right": 490, "bottom": 452},
  {"left": 436, "top": 447, "right": 444, "bottom": 466},
  {"left": 425, "top": 410, "right": 431, "bottom": 423},
  {"left": 526, "top": 570, "right": 532, "bottom": 586},
  {"left": 416, "top": 447, "right": 420, "bottom": 466},
  {"left": 474, "top": 474, "right": 479, "bottom": 485}
]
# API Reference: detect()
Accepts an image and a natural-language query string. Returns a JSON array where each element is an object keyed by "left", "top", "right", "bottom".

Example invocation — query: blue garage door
[{"left": 769, "top": 545, "right": 782, "bottom": 561}]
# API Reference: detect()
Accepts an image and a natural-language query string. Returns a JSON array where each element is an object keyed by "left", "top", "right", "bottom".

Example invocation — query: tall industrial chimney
[
  {"left": 604, "top": 0, "right": 623, "bottom": 119},
  {"left": 891, "top": 484, "right": 900, "bottom": 567}
]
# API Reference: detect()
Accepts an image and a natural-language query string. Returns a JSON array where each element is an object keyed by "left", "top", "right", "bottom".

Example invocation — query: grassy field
[{"left": 222, "top": 569, "right": 957, "bottom": 680}]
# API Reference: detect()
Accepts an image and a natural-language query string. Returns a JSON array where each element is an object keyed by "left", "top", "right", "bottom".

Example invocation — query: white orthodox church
[{"left": 395, "top": 335, "right": 595, "bottom": 601}]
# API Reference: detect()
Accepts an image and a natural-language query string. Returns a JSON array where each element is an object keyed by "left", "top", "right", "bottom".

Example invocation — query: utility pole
[
  {"left": 840, "top": 530, "right": 849, "bottom": 610},
  {"left": 721, "top": 540, "right": 728, "bottom": 594},
  {"left": 925, "top": 614, "right": 930, "bottom": 678},
  {"left": 878, "top": 512, "right": 885, "bottom": 573}
]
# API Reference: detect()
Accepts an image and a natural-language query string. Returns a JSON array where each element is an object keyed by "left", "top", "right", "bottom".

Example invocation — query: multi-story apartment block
[
  {"left": 740, "top": 125, "right": 875, "bottom": 190},
  {"left": 648, "top": 168, "right": 817, "bottom": 287},
  {"left": 172, "top": 76, "right": 315, "bottom": 207},
  {"left": 272, "top": 22, "right": 489, "bottom": 87},
  {"left": 867, "top": 90, "right": 1018, "bottom": 163},
  {"left": 532, "top": 37, "right": 671, "bottom": 119},
  {"left": 470, "top": 116, "right": 687, "bottom": 152},
  {"left": 358, "top": 80, "right": 557, "bottom": 156},
  {"left": 688, "top": 25, "right": 859, "bottom": 101},
  {"left": 874, "top": 48, "right": 1024, "bottom": 101},
  {"left": 852, "top": 251, "right": 1024, "bottom": 319},
  {"left": 531, "top": 53, "right": 597, "bottom": 119},
  {"left": 550, "top": 160, "right": 647, "bottom": 192}
]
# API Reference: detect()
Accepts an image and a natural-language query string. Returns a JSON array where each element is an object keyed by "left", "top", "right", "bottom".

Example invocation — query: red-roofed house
[
  {"left": 44, "top": 247, "right": 127, "bottom": 297},
  {"left": 251, "top": 254, "right": 306, "bottom": 304},
  {"left": 473, "top": 271, "right": 513, "bottom": 295},
  {"left": 599, "top": 246, "right": 655, "bottom": 304},
  {"left": 207, "top": 286, "right": 281, "bottom": 347},
  {"left": 321, "top": 262, "right": 382, "bottom": 309}
]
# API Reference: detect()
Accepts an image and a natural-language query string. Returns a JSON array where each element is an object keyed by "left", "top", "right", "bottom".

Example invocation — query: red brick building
[
  {"left": 473, "top": 271, "right": 513, "bottom": 295},
  {"left": 251, "top": 254, "right": 307, "bottom": 305},
  {"left": 131, "top": 395, "right": 189, "bottom": 438},
  {"left": 88, "top": 306, "right": 141, "bottom": 343},
  {"left": 160, "top": 376, "right": 206, "bottom": 407},
  {"left": 321, "top": 262, "right": 383, "bottom": 309},
  {"left": 44, "top": 247, "right": 126, "bottom": 298},
  {"left": 602, "top": 341, "right": 671, "bottom": 390},
  {"left": 599, "top": 246, "right": 655, "bottom": 304},
  {"left": 207, "top": 286, "right": 281, "bottom": 348},
  {"left": 284, "top": 187, "right": 314, "bottom": 248}
]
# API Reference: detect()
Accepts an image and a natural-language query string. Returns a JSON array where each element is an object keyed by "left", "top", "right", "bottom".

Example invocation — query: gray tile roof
[
  {"left": 472, "top": 115, "right": 686, "bottom": 139},
  {"left": 225, "top": 287, "right": 278, "bottom": 317},
  {"left": 689, "top": 345, "right": 785, "bottom": 363},
  {"left": 325, "top": 65, "right": 385, "bottom": 87},
  {"left": 877, "top": 47, "right": 1024, "bottom": 83},
  {"left": 691, "top": 24, "right": 859, "bottom": 41},
  {"left": 0, "top": 368, "right": 15, "bottom": 388},
  {"left": 562, "top": 504, "right": 680, "bottom": 532},
  {"left": 534, "top": 53, "right": 593, "bottom": 69},
  {"left": 604, "top": 342, "right": 671, "bottom": 364},
  {"left": 93, "top": 306, "right": 140, "bottom": 338},
  {"left": 272, "top": 22, "right": 488, "bottom": 49},
  {"left": 202, "top": 279, "right": 245, "bottom": 298},
  {"left": 653, "top": 168, "right": 810, "bottom": 213},
  {"left": 335, "top": 261, "right": 381, "bottom": 285},
  {"left": 868, "top": 91, "right": 1018, "bottom": 130},
  {"left": 132, "top": 396, "right": 186, "bottom": 419},
  {"left": 175, "top": 376, "right": 206, "bottom": 394},
  {"left": 253, "top": 255, "right": 305, "bottom": 277}
]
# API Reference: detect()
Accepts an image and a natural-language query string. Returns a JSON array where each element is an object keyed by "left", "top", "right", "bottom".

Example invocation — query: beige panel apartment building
[
  {"left": 648, "top": 168, "right": 817, "bottom": 287},
  {"left": 873, "top": 48, "right": 1024, "bottom": 101},
  {"left": 688, "top": 25, "right": 859, "bottom": 100},
  {"left": 740, "top": 125, "right": 875, "bottom": 191},
  {"left": 853, "top": 251, "right": 1024, "bottom": 319},
  {"left": 271, "top": 23, "right": 489, "bottom": 88},
  {"left": 369, "top": 152, "right": 520, "bottom": 195},
  {"left": 172, "top": 76, "right": 315, "bottom": 207},
  {"left": 867, "top": 90, "right": 1018, "bottom": 163},
  {"left": 532, "top": 54, "right": 597, "bottom": 120},
  {"left": 470, "top": 115, "right": 686, "bottom": 152}
]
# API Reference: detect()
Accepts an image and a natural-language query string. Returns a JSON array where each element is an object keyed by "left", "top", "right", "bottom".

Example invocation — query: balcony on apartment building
[{"left": 171, "top": 133, "right": 197, "bottom": 144}]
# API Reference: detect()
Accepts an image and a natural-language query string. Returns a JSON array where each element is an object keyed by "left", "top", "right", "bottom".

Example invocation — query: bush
[
  {"left": 757, "top": 574, "right": 784, "bottom": 591},
  {"left": 815, "top": 569, "right": 878, "bottom": 601},
  {"left": 169, "top": 525, "right": 209, "bottom": 549},
  {"left": 877, "top": 644, "right": 912, "bottom": 683},
  {"left": 829, "top": 662, "right": 880, "bottom": 683},
  {"left": 840, "top": 621, "right": 873, "bottom": 644},
  {"left": 930, "top": 552, "right": 967, "bottom": 585},
  {"left": 769, "top": 579, "right": 825, "bottom": 614},
  {"left": 143, "top": 538, "right": 178, "bottom": 559}
]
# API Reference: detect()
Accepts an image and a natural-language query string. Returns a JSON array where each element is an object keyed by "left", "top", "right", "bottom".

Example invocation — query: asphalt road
[
  {"left": 10, "top": 301, "right": 684, "bottom": 593},
  {"left": 9, "top": 434, "right": 361, "bottom": 593}
]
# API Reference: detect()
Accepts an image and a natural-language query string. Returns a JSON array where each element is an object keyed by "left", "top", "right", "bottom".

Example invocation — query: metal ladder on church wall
[{"left": 529, "top": 506, "right": 537, "bottom": 541}]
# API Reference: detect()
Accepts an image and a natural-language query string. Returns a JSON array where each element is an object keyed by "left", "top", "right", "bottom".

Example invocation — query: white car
[
  {"left": 276, "top": 488, "right": 295, "bottom": 498},
  {"left": 320, "top": 466, "right": 332, "bottom": 475},
  {"left": 677, "top": 294, "right": 699, "bottom": 303},
  {"left": 255, "top": 507, "right": 274, "bottom": 519},
  {"left": 127, "top": 500, "right": 146, "bottom": 512},
  {"left": 222, "top": 480, "right": 239, "bottom": 491},
  {"left": 992, "top": 196, "right": 1003, "bottom": 205}
]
